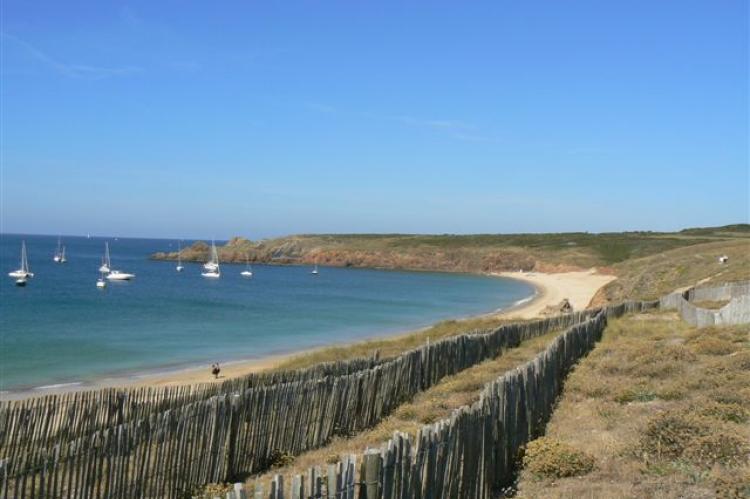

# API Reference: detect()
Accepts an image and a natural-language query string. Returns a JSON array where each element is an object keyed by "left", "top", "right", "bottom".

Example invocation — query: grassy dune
[
  {"left": 152, "top": 225, "right": 749, "bottom": 276},
  {"left": 515, "top": 312, "right": 750, "bottom": 498}
]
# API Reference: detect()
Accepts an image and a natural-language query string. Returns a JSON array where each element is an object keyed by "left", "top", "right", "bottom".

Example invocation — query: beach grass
[{"left": 270, "top": 313, "right": 524, "bottom": 372}]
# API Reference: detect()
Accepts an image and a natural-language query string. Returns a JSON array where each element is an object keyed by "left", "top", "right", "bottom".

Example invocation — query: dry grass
[
  {"left": 271, "top": 314, "right": 522, "bottom": 371},
  {"left": 242, "top": 325, "right": 567, "bottom": 489},
  {"left": 515, "top": 312, "right": 750, "bottom": 499}
]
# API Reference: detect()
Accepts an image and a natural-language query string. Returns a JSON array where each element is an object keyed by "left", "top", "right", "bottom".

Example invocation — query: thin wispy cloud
[
  {"left": 305, "top": 102, "right": 337, "bottom": 113},
  {"left": 304, "top": 105, "right": 498, "bottom": 143},
  {"left": 389, "top": 114, "right": 498, "bottom": 143},
  {"left": 392, "top": 115, "right": 474, "bottom": 131},
  {"left": 1, "top": 32, "right": 142, "bottom": 79}
]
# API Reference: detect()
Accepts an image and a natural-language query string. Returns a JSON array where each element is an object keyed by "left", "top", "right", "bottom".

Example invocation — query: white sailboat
[
  {"left": 203, "top": 239, "right": 220, "bottom": 271},
  {"left": 240, "top": 256, "right": 253, "bottom": 278},
  {"left": 99, "top": 242, "right": 111, "bottom": 273},
  {"left": 201, "top": 241, "right": 221, "bottom": 278},
  {"left": 96, "top": 271, "right": 107, "bottom": 288},
  {"left": 106, "top": 270, "right": 135, "bottom": 280},
  {"left": 9, "top": 240, "right": 34, "bottom": 282},
  {"left": 105, "top": 244, "right": 135, "bottom": 280},
  {"left": 176, "top": 241, "right": 184, "bottom": 272},
  {"left": 53, "top": 237, "right": 63, "bottom": 262},
  {"left": 311, "top": 264, "right": 319, "bottom": 275},
  {"left": 60, "top": 245, "right": 67, "bottom": 263}
]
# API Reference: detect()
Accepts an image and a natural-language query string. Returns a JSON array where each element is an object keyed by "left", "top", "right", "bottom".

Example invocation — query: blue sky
[{"left": 1, "top": 1, "right": 747, "bottom": 239}]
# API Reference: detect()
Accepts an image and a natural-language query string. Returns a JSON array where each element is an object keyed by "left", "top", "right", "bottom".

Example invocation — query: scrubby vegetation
[
  {"left": 515, "top": 312, "right": 750, "bottom": 498},
  {"left": 522, "top": 437, "right": 596, "bottom": 479}
]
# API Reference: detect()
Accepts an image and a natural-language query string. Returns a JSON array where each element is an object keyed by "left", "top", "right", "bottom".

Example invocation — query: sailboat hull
[
  {"left": 8, "top": 271, "right": 33, "bottom": 278},
  {"left": 106, "top": 271, "right": 135, "bottom": 281}
]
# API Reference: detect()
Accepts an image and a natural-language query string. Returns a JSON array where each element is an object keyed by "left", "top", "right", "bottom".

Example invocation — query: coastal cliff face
[
  {"left": 150, "top": 227, "right": 749, "bottom": 279},
  {"left": 152, "top": 236, "right": 538, "bottom": 273}
]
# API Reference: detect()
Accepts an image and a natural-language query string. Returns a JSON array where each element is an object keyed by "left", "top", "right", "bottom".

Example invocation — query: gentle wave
[
  {"left": 33, "top": 382, "right": 83, "bottom": 391},
  {"left": 513, "top": 294, "right": 536, "bottom": 306}
]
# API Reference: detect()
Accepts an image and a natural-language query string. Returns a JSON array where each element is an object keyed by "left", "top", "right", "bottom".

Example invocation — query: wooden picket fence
[
  {"left": 0, "top": 302, "right": 656, "bottom": 498},
  {"left": 226, "top": 300, "right": 658, "bottom": 499}
]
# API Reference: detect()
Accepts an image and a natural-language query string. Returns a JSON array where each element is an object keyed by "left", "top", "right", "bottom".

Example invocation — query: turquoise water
[{"left": 0, "top": 234, "right": 534, "bottom": 393}]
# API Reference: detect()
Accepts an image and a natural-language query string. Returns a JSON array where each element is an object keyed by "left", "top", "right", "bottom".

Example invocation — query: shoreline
[{"left": 1, "top": 270, "right": 614, "bottom": 401}]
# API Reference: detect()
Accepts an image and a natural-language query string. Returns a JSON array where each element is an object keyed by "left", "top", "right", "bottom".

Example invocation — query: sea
[{"left": 0, "top": 234, "right": 534, "bottom": 394}]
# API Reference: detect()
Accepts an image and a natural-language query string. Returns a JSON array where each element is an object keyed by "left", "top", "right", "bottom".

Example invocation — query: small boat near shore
[
  {"left": 99, "top": 242, "right": 111, "bottom": 273},
  {"left": 241, "top": 256, "right": 253, "bottom": 277},
  {"left": 203, "top": 240, "right": 219, "bottom": 271},
  {"left": 103, "top": 244, "right": 135, "bottom": 280},
  {"left": 9, "top": 241, "right": 34, "bottom": 280},
  {"left": 53, "top": 237, "right": 64, "bottom": 262},
  {"left": 202, "top": 241, "right": 221, "bottom": 278},
  {"left": 176, "top": 241, "right": 184, "bottom": 272},
  {"left": 311, "top": 264, "right": 319, "bottom": 275},
  {"left": 106, "top": 270, "right": 135, "bottom": 281}
]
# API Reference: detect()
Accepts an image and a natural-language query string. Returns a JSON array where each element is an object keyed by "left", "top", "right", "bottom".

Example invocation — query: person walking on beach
[{"left": 211, "top": 363, "right": 221, "bottom": 379}]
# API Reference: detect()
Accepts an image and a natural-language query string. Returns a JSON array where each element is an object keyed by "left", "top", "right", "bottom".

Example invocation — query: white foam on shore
[
  {"left": 512, "top": 293, "right": 536, "bottom": 307},
  {"left": 33, "top": 382, "right": 83, "bottom": 391}
]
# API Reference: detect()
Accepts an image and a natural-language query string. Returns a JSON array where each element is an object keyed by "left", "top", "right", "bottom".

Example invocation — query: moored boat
[{"left": 8, "top": 241, "right": 34, "bottom": 279}]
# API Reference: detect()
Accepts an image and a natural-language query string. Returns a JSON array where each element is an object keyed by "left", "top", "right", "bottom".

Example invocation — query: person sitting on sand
[{"left": 211, "top": 363, "right": 221, "bottom": 379}]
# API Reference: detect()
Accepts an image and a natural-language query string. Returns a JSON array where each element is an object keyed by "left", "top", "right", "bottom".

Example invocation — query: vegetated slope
[
  {"left": 593, "top": 238, "right": 750, "bottom": 304},
  {"left": 152, "top": 224, "right": 749, "bottom": 274},
  {"left": 514, "top": 312, "right": 749, "bottom": 498}
]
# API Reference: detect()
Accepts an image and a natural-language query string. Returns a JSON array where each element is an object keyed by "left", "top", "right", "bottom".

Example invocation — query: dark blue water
[{"left": 0, "top": 234, "right": 533, "bottom": 392}]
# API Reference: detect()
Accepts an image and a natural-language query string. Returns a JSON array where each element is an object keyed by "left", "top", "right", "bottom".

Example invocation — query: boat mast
[{"left": 21, "top": 241, "right": 28, "bottom": 273}]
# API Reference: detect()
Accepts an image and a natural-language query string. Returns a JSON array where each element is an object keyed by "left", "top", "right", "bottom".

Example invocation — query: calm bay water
[{"left": 0, "top": 234, "right": 534, "bottom": 393}]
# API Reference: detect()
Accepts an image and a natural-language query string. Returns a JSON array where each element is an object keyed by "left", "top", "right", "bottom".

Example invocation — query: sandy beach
[
  {"left": 5, "top": 269, "right": 616, "bottom": 399},
  {"left": 494, "top": 269, "right": 617, "bottom": 319},
  {"left": 109, "top": 269, "right": 616, "bottom": 389}
]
